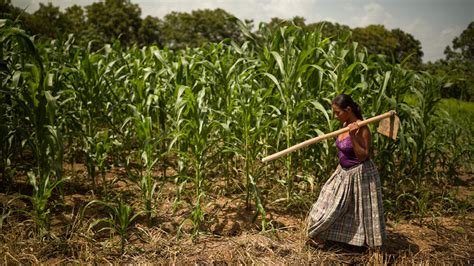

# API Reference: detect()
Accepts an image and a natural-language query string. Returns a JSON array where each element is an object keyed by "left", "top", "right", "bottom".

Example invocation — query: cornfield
[{"left": 0, "top": 18, "right": 472, "bottom": 262}]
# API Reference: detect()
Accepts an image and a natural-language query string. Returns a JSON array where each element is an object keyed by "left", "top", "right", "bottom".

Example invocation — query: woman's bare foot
[{"left": 306, "top": 238, "right": 326, "bottom": 249}]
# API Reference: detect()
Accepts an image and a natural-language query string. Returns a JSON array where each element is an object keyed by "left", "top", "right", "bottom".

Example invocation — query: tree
[
  {"left": 0, "top": 0, "right": 26, "bottom": 21},
  {"left": 306, "top": 21, "right": 351, "bottom": 39},
  {"left": 160, "top": 9, "right": 242, "bottom": 49},
  {"left": 160, "top": 11, "right": 197, "bottom": 49},
  {"left": 64, "top": 5, "right": 86, "bottom": 36},
  {"left": 352, "top": 25, "right": 397, "bottom": 58},
  {"left": 446, "top": 22, "right": 474, "bottom": 62},
  {"left": 191, "top": 9, "right": 242, "bottom": 44},
  {"left": 351, "top": 25, "right": 423, "bottom": 68},
  {"left": 263, "top": 16, "right": 306, "bottom": 33},
  {"left": 437, "top": 21, "right": 474, "bottom": 100},
  {"left": 392, "top": 28, "right": 423, "bottom": 68},
  {"left": 85, "top": 0, "right": 142, "bottom": 46},
  {"left": 28, "top": 3, "right": 69, "bottom": 40},
  {"left": 138, "top": 16, "right": 162, "bottom": 47}
]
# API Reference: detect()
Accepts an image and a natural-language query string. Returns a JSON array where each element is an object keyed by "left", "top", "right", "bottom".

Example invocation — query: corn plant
[
  {"left": 176, "top": 86, "right": 217, "bottom": 236},
  {"left": 0, "top": 101, "right": 15, "bottom": 191},
  {"left": 68, "top": 45, "right": 116, "bottom": 190},
  {"left": 123, "top": 111, "right": 159, "bottom": 222},
  {"left": 222, "top": 66, "right": 271, "bottom": 214},
  {"left": 1, "top": 20, "right": 66, "bottom": 235},
  {"left": 204, "top": 43, "right": 246, "bottom": 188},
  {"left": 82, "top": 199, "right": 142, "bottom": 255},
  {"left": 22, "top": 171, "right": 67, "bottom": 237},
  {"left": 257, "top": 25, "right": 335, "bottom": 201},
  {"left": 94, "top": 129, "right": 116, "bottom": 195},
  {"left": 168, "top": 85, "right": 190, "bottom": 210}
]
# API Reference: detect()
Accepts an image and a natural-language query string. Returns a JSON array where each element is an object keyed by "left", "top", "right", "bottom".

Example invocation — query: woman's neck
[{"left": 345, "top": 114, "right": 359, "bottom": 124}]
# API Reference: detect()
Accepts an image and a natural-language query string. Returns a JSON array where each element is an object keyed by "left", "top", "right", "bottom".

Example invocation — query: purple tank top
[{"left": 336, "top": 136, "right": 361, "bottom": 169}]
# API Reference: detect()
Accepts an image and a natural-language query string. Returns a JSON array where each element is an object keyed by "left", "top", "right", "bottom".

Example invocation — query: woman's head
[{"left": 331, "top": 94, "right": 363, "bottom": 121}]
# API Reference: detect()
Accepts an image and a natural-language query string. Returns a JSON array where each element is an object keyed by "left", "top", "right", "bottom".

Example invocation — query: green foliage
[
  {"left": 160, "top": 8, "right": 242, "bottom": 49},
  {"left": 22, "top": 171, "right": 67, "bottom": 237},
  {"left": 437, "top": 98, "right": 473, "bottom": 170},
  {"left": 446, "top": 22, "right": 474, "bottom": 61},
  {"left": 353, "top": 25, "right": 395, "bottom": 56},
  {"left": 85, "top": 0, "right": 142, "bottom": 46},
  {"left": 352, "top": 25, "right": 423, "bottom": 68},
  {"left": 263, "top": 16, "right": 307, "bottom": 33},
  {"left": 391, "top": 28, "right": 423, "bottom": 67},
  {"left": 138, "top": 15, "right": 162, "bottom": 46},
  {"left": 0, "top": 0, "right": 29, "bottom": 22},
  {"left": 425, "top": 21, "right": 473, "bottom": 101},
  {"left": 1, "top": 16, "right": 472, "bottom": 240},
  {"left": 3, "top": 0, "right": 426, "bottom": 70},
  {"left": 63, "top": 5, "right": 87, "bottom": 42},
  {"left": 439, "top": 98, "right": 474, "bottom": 125},
  {"left": 306, "top": 21, "right": 351, "bottom": 40},
  {"left": 29, "top": 3, "right": 68, "bottom": 40},
  {"left": 82, "top": 199, "right": 142, "bottom": 254}
]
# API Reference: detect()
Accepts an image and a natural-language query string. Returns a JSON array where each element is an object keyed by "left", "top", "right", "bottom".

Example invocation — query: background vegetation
[
  {"left": 2, "top": 0, "right": 472, "bottom": 100},
  {"left": 0, "top": 0, "right": 472, "bottom": 263}
]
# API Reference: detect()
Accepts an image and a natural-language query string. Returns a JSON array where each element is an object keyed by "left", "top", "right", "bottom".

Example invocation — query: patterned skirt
[{"left": 307, "top": 159, "right": 386, "bottom": 247}]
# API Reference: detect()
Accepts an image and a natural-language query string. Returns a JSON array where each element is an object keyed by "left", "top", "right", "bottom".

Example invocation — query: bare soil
[{"left": 0, "top": 163, "right": 472, "bottom": 264}]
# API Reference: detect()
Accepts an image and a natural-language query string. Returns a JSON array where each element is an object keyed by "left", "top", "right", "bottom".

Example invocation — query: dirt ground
[{"left": 0, "top": 164, "right": 472, "bottom": 264}]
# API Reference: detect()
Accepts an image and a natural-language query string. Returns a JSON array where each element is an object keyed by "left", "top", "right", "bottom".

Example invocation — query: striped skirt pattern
[{"left": 307, "top": 159, "right": 386, "bottom": 247}]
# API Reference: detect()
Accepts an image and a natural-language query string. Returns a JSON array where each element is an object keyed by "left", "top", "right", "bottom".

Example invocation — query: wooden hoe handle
[{"left": 261, "top": 110, "right": 396, "bottom": 163}]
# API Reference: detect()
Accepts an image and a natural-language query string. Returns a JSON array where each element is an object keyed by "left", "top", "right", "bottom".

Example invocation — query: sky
[{"left": 11, "top": 0, "right": 474, "bottom": 62}]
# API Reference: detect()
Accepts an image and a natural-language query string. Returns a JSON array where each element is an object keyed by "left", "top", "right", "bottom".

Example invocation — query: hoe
[{"left": 262, "top": 110, "right": 400, "bottom": 163}]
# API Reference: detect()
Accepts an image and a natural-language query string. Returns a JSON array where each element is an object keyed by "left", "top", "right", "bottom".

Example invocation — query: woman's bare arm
[{"left": 348, "top": 122, "right": 371, "bottom": 162}]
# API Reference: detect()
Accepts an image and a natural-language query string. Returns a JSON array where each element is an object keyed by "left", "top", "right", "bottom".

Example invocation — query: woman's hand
[{"left": 347, "top": 121, "right": 361, "bottom": 135}]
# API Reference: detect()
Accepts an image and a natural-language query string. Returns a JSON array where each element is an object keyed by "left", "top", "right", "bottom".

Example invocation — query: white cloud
[
  {"left": 440, "top": 26, "right": 463, "bottom": 38},
  {"left": 13, "top": 0, "right": 98, "bottom": 12},
  {"left": 405, "top": 18, "right": 422, "bottom": 33},
  {"left": 319, "top": 16, "right": 338, "bottom": 24},
  {"left": 428, "top": 26, "right": 463, "bottom": 59},
  {"left": 352, "top": 2, "right": 393, "bottom": 27},
  {"left": 259, "top": 0, "right": 317, "bottom": 20},
  {"left": 404, "top": 20, "right": 462, "bottom": 62},
  {"left": 11, "top": 0, "right": 35, "bottom": 11},
  {"left": 140, "top": 0, "right": 320, "bottom": 23}
]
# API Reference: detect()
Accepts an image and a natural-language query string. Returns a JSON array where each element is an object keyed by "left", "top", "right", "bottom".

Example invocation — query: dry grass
[
  {"left": 0, "top": 164, "right": 472, "bottom": 264},
  {"left": 1, "top": 214, "right": 472, "bottom": 264}
]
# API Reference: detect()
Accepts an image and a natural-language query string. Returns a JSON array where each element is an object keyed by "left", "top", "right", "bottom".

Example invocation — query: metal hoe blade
[{"left": 377, "top": 114, "right": 400, "bottom": 140}]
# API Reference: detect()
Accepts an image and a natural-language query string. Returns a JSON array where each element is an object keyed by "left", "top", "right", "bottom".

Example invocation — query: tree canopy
[
  {"left": 351, "top": 25, "right": 423, "bottom": 68},
  {"left": 85, "top": 0, "right": 142, "bottom": 46},
  {"left": 427, "top": 22, "right": 474, "bottom": 100}
]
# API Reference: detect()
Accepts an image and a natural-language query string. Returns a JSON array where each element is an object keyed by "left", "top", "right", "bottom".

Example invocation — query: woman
[{"left": 307, "top": 94, "right": 386, "bottom": 248}]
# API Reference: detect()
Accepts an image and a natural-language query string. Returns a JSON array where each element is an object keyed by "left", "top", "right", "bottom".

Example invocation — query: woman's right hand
[{"left": 347, "top": 121, "right": 361, "bottom": 135}]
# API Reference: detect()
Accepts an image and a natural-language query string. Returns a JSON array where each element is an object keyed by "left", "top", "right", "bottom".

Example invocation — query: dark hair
[{"left": 332, "top": 94, "right": 363, "bottom": 120}]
